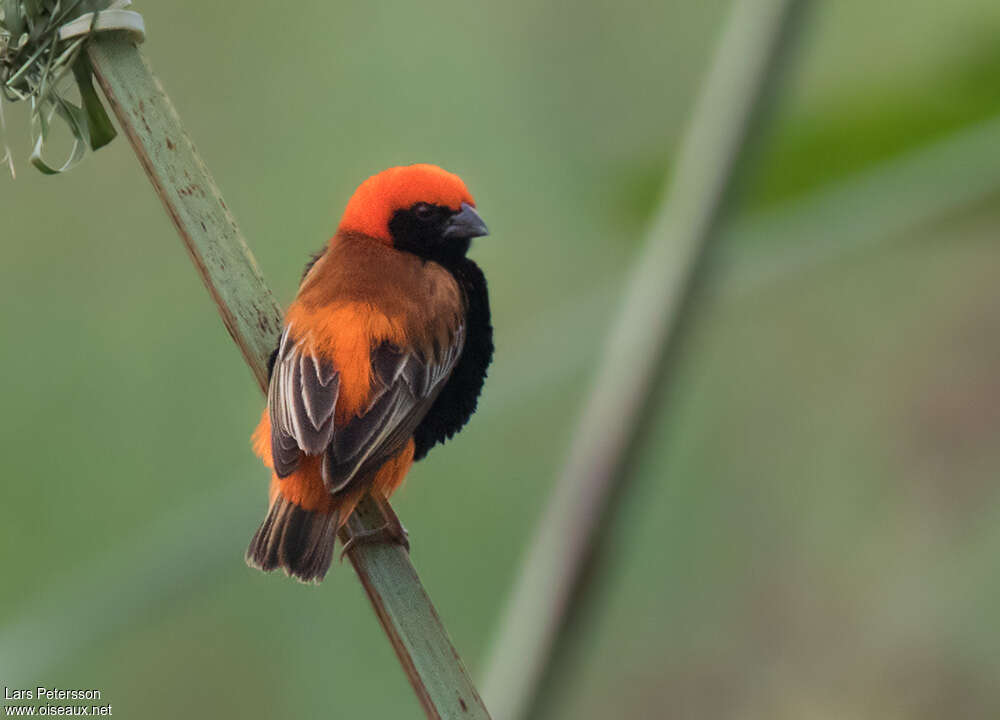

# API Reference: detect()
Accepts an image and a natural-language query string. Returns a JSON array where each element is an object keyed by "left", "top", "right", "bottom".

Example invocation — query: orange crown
[{"left": 337, "top": 164, "right": 476, "bottom": 243}]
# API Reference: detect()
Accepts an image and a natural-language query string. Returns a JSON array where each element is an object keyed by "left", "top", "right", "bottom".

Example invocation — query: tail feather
[{"left": 246, "top": 495, "right": 339, "bottom": 583}]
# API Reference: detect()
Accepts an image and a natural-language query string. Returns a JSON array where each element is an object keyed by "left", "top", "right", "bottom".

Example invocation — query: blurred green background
[{"left": 3, "top": 0, "right": 1000, "bottom": 717}]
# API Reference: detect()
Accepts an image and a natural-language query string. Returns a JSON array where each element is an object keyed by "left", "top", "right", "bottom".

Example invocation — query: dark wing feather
[
  {"left": 267, "top": 321, "right": 465, "bottom": 493},
  {"left": 323, "top": 324, "right": 465, "bottom": 492},
  {"left": 268, "top": 325, "right": 340, "bottom": 477}
]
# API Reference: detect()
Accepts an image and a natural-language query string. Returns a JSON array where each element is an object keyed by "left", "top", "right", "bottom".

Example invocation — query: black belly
[{"left": 412, "top": 257, "right": 493, "bottom": 460}]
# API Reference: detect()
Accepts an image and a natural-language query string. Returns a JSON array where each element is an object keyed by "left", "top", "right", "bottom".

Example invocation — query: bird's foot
[{"left": 339, "top": 518, "right": 409, "bottom": 561}]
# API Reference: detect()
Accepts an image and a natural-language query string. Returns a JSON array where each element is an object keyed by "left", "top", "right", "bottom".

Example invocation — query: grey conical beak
[{"left": 442, "top": 202, "right": 489, "bottom": 240}]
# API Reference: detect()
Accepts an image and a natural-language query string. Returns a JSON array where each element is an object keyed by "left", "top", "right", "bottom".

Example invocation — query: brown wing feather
[
  {"left": 268, "top": 324, "right": 340, "bottom": 477},
  {"left": 267, "top": 321, "right": 465, "bottom": 494}
]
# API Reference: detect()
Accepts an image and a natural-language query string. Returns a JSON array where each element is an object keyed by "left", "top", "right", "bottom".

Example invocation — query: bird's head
[{"left": 337, "top": 164, "right": 488, "bottom": 261}]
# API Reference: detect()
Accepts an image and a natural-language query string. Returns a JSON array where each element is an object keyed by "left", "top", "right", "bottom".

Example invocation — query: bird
[{"left": 246, "top": 164, "right": 493, "bottom": 583}]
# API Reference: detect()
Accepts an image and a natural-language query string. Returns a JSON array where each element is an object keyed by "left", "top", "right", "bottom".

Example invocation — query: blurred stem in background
[
  {"left": 3, "top": 2, "right": 1000, "bottom": 717},
  {"left": 5, "top": 100, "right": 999, "bottom": 691},
  {"left": 85, "top": 32, "right": 488, "bottom": 720},
  {"left": 480, "top": 0, "right": 807, "bottom": 718}
]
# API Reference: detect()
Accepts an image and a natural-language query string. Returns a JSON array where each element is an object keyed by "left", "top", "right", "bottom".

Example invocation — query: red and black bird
[{"left": 246, "top": 164, "right": 493, "bottom": 582}]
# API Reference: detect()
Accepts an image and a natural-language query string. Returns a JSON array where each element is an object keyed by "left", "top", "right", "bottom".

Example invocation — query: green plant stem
[
  {"left": 479, "top": 1, "right": 806, "bottom": 718},
  {"left": 86, "top": 33, "right": 489, "bottom": 720},
  {"left": 5, "top": 102, "right": 996, "bottom": 688}
]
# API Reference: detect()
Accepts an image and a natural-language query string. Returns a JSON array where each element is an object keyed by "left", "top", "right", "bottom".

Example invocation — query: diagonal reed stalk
[
  {"left": 85, "top": 32, "right": 488, "bottom": 720},
  {"left": 5, "top": 96, "right": 997, "bottom": 690},
  {"left": 480, "top": 1, "right": 807, "bottom": 718}
]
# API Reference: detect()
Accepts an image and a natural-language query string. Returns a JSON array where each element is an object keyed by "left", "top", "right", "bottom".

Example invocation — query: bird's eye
[{"left": 413, "top": 203, "right": 436, "bottom": 222}]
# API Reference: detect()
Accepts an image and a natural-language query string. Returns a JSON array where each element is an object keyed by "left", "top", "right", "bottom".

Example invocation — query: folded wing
[{"left": 268, "top": 321, "right": 465, "bottom": 494}]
